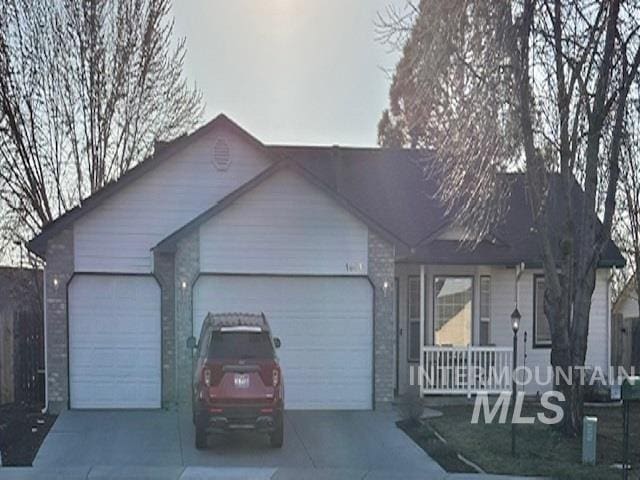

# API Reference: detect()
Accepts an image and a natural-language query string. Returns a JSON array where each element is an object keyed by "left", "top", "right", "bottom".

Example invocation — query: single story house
[{"left": 28, "top": 114, "right": 624, "bottom": 413}]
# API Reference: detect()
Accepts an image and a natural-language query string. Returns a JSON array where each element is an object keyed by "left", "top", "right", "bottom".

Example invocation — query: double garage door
[
  {"left": 194, "top": 276, "right": 373, "bottom": 410},
  {"left": 68, "top": 274, "right": 372, "bottom": 409}
]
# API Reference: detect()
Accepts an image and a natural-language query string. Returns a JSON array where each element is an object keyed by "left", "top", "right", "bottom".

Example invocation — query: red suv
[{"left": 189, "top": 312, "right": 284, "bottom": 449}]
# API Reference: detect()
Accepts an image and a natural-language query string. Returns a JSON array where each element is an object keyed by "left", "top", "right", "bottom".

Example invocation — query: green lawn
[{"left": 407, "top": 402, "right": 640, "bottom": 480}]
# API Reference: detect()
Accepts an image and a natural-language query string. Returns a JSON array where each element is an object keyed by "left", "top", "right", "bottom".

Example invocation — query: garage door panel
[
  {"left": 284, "top": 383, "right": 372, "bottom": 410},
  {"left": 282, "top": 334, "right": 369, "bottom": 349},
  {"left": 283, "top": 350, "right": 371, "bottom": 369},
  {"left": 77, "top": 381, "right": 159, "bottom": 409},
  {"left": 69, "top": 275, "right": 161, "bottom": 409},
  {"left": 194, "top": 276, "right": 372, "bottom": 410},
  {"left": 73, "top": 347, "right": 158, "bottom": 370}
]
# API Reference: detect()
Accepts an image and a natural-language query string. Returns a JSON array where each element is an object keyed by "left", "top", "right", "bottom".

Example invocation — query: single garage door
[
  {"left": 193, "top": 276, "right": 373, "bottom": 409},
  {"left": 68, "top": 275, "right": 161, "bottom": 408}
]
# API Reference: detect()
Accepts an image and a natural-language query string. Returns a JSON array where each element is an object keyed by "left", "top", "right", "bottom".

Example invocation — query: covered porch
[{"left": 394, "top": 262, "right": 519, "bottom": 397}]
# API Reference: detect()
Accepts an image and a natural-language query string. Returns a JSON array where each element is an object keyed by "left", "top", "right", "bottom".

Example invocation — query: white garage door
[
  {"left": 193, "top": 276, "right": 373, "bottom": 410},
  {"left": 69, "top": 275, "right": 161, "bottom": 408}
]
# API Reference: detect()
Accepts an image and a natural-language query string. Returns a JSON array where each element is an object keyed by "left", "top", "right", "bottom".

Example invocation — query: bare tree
[
  {"left": 0, "top": 0, "right": 203, "bottom": 260},
  {"left": 617, "top": 95, "right": 640, "bottom": 321},
  {"left": 378, "top": 0, "right": 640, "bottom": 436}
]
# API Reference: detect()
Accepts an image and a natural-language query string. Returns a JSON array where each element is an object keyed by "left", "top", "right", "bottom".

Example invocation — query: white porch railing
[{"left": 421, "top": 345, "right": 513, "bottom": 396}]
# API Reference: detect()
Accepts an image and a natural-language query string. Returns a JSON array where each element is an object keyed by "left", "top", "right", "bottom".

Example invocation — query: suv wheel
[
  {"left": 195, "top": 424, "right": 207, "bottom": 450},
  {"left": 269, "top": 416, "right": 284, "bottom": 448}
]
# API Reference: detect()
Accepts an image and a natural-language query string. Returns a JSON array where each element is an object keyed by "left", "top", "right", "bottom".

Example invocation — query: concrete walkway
[
  {"left": 0, "top": 408, "right": 538, "bottom": 479},
  {"left": 0, "top": 466, "right": 539, "bottom": 479}
]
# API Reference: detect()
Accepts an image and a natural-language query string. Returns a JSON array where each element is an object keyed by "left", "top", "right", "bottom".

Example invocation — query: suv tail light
[
  {"left": 259, "top": 362, "right": 280, "bottom": 387},
  {"left": 202, "top": 362, "right": 223, "bottom": 387}
]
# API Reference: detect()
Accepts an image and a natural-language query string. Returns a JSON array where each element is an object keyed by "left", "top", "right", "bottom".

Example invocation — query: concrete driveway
[{"left": 31, "top": 407, "right": 445, "bottom": 479}]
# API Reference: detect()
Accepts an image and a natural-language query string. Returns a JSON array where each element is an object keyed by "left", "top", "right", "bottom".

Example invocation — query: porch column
[{"left": 419, "top": 264, "right": 425, "bottom": 391}]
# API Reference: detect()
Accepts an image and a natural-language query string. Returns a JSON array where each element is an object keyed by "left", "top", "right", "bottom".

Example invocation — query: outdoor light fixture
[
  {"left": 510, "top": 306, "right": 521, "bottom": 457},
  {"left": 52, "top": 276, "right": 59, "bottom": 289},
  {"left": 181, "top": 280, "right": 188, "bottom": 290},
  {"left": 511, "top": 307, "right": 521, "bottom": 333},
  {"left": 382, "top": 280, "right": 390, "bottom": 297}
]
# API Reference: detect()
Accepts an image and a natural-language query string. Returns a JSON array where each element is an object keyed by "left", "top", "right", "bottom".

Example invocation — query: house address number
[{"left": 345, "top": 262, "right": 364, "bottom": 273}]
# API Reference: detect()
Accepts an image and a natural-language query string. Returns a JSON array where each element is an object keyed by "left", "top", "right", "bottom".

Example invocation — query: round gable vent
[{"left": 212, "top": 138, "right": 231, "bottom": 171}]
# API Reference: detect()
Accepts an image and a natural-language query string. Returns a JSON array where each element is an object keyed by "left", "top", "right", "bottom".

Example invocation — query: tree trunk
[
  {"left": 556, "top": 376, "right": 584, "bottom": 436},
  {"left": 635, "top": 259, "right": 640, "bottom": 324},
  {"left": 548, "top": 321, "right": 583, "bottom": 436},
  {"left": 549, "top": 265, "right": 596, "bottom": 436}
]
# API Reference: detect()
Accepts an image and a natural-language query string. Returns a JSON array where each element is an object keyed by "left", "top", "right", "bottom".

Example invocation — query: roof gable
[
  {"left": 154, "top": 159, "right": 406, "bottom": 253},
  {"left": 28, "top": 114, "right": 271, "bottom": 257}
]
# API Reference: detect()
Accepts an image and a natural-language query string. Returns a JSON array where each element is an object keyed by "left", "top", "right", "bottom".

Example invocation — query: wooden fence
[
  {"left": 0, "top": 309, "right": 44, "bottom": 405},
  {"left": 13, "top": 310, "right": 44, "bottom": 404}
]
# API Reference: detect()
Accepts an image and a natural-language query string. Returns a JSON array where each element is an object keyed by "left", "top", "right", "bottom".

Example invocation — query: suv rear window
[{"left": 208, "top": 332, "right": 275, "bottom": 359}]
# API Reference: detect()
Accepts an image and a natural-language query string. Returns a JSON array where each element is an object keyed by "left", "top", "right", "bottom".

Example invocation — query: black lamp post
[{"left": 511, "top": 307, "right": 521, "bottom": 457}]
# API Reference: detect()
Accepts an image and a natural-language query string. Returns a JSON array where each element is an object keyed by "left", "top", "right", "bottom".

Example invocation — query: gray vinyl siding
[
  {"left": 481, "top": 268, "right": 610, "bottom": 395},
  {"left": 198, "top": 169, "right": 369, "bottom": 275},
  {"left": 73, "top": 126, "right": 270, "bottom": 273}
]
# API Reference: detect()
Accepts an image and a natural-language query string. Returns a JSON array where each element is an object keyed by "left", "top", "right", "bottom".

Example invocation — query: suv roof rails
[{"left": 204, "top": 312, "right": 270, "bottom": 331}]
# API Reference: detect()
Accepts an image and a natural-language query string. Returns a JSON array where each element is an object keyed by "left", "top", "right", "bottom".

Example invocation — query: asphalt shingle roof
[
  {"left": 29, "top": 114, "right": 625, "bottom": 268},
  {"left": 267, "top": 145, "right": 623, "bottom": 267}
]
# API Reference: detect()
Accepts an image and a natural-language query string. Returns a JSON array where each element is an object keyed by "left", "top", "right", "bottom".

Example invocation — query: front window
[
  {"left": 434, "top": 276, "right": 473, "bottom": 346},
  {"left": 534, "top": 277, "right": 552, "bottom": 347}
]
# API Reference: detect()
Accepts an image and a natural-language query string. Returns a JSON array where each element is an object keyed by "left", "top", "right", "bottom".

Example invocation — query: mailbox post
[
  {"left": 622, "top": 376, "right": 640, "bottom": 480},
  {"left": 582, "top": 416, "right": 597, "bottom": 465}
]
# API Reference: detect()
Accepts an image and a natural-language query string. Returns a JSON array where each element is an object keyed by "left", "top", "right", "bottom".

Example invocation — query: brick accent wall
[
  {"left": 42, "top": 224, "right": 397, "bottom": 411},
  {"left": 44, "top": 228, "right": 74, "bottom": 413},
  {"left": 153, "top": 251, "right": 176, "bottom": 407},
  {"left": 174, "top": 231, "right": 200, "bottom": 403},
  {"left": 368, "top": 230, "right": 396, "bottom": 406}
]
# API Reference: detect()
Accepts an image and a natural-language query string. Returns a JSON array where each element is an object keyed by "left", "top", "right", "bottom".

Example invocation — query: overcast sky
[{"left": 172, "top": 0, "right": 406, "bottom": 147}]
